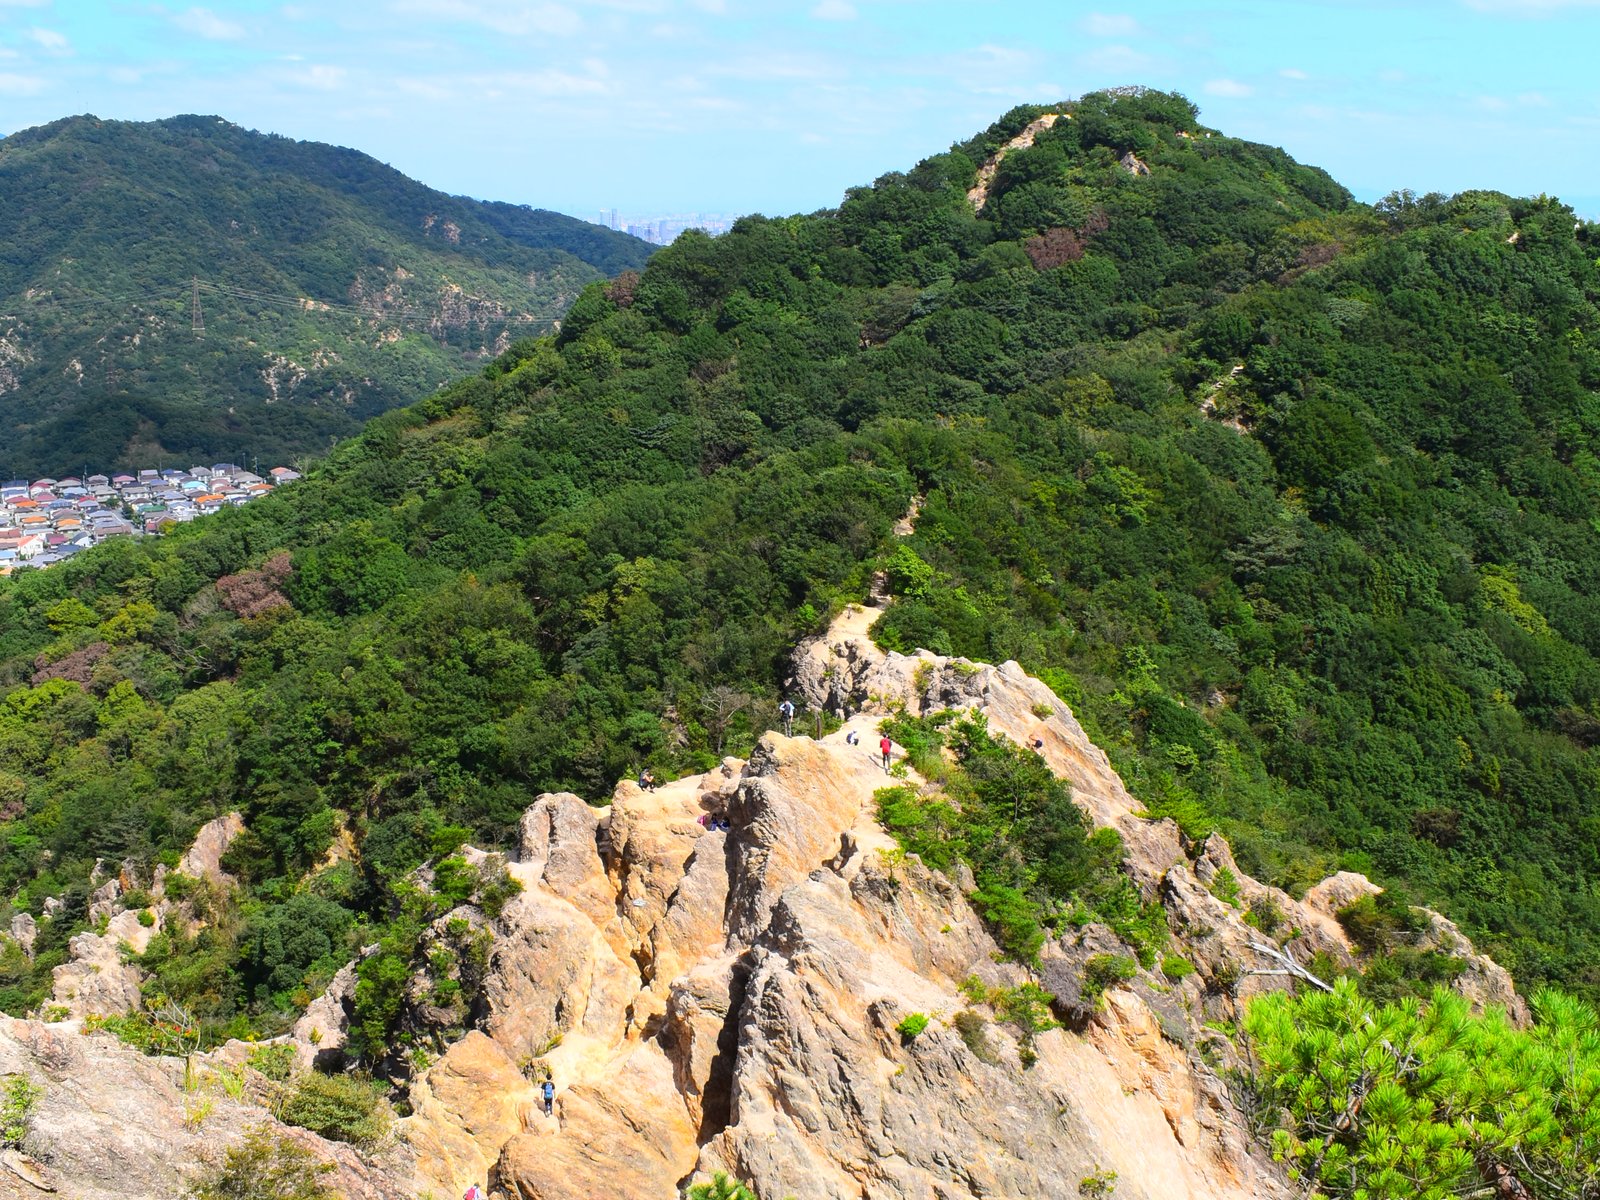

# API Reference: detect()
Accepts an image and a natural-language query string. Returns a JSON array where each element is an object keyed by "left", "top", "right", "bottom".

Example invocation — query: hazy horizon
[{"left": 1, "top": 2, "right": 1597, "bottom": 224}]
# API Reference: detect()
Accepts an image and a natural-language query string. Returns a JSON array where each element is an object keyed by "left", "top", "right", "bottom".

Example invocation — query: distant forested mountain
[
  {"left": 0, "top": 114, "right": 652, "bottom": 476},
  {"left": 3, "top": 88, "right": 1600, "bottom": 1071}
]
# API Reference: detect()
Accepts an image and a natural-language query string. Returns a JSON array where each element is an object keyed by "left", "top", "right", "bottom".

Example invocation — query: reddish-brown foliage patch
[
  {"left": 604, "top": 270, "right": 640, "bottom": 308},
  {"left": 33, "top": 640, "right": 111, "bottom": 687},
  {"left": 1024, "top": 227, "right": 1087, "bottom": 270},
  {"left": 216, "top": 552, "right": 294, "bottom": 619},
  {"left": 1023, "top": 211, "right": 1110, "bottom": 271},
  {"left": 1296, "top": 241, "right": 1342, "bottom": 269}
]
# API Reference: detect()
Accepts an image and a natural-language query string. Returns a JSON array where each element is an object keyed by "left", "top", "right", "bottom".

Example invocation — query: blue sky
[{"left": 1, "top": 0, "right": 1597, "bottom": 219}]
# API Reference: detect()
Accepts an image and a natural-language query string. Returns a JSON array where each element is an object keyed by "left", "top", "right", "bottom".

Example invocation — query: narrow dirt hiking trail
[{"left": 967, "top": 111, "right": 1065, "bottom": 210}]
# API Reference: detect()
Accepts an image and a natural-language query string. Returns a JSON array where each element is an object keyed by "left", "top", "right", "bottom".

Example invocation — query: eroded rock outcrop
[
  {"left": 391, "top": 609, "right": 1307, "bottom": 1199},
  {"left": 8, "top": 601, "right": 1521, "bottom": 1200},
  {"left": 45, "top": 813, "right": 244, "bottom": 1019},
  {"left": 0, "top": 1016, "right": 407, "bottom": 1200},
  {"left": 178, "top": 811, "right": 245, "bottom": 884},
  {"left": 48, "top": 908, "right": 153, "bottom": 1019}
]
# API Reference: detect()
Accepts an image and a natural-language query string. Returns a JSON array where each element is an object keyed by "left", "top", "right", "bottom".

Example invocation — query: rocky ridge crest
[{"left": 0, "top": 602, "right": 1523, "bottom": 1199}]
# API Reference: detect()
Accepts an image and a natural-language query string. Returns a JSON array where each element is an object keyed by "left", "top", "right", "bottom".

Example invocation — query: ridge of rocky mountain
[{"left": 7, "top": 598, "right": 1520, "bottom": 1199}]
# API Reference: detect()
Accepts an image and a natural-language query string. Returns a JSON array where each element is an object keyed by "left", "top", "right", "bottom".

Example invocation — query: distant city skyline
[
  {"left": 593, "top": 209, "right": 742, "bottom": 245},
  {"left": 1, "top": 3, "right": 1599, "bottom": 221}
]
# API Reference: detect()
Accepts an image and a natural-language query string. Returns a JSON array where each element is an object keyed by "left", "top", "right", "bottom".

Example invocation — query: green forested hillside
[
  {"left": 2, "top": 88, "right": 1599, "bottom": 1055},
  {"left": 0, "top": 114, "right": 652, "bottom": 476}
]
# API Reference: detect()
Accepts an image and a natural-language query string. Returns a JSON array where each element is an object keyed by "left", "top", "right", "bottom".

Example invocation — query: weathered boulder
[
  {"left": 0, "top": 1016, "right": 407, "bottom": 1200},
  {"left": 177, "top": 811, "right": 245, "bottom": 885},
  {"left": 1301, "top": 870, "right": 1381, "bottom": 917},
  {"left": 290, "top": 960, "right": 359, "bottom": 1072},
  {"left": 402, "top": 1031, "right": 533, "bottom": 1198},
  {"left": 8, "top": 914, "right": 35, "bottom": 958},
  {"left": 49, "top": 919, "right": 147, "bottom": 1019},
  {"left": 478, "top": 882, "right": 636, "bottom": 1062},
  {"left": 517, "top": 792, "right": 612, "bottom": 924},
  {"left": 723, "top": 734, "right": 869, "bottom": 944}
]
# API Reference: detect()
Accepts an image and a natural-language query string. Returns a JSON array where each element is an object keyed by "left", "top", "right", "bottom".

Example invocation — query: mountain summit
[{"left": 0, "top": 114, "right": 651, "bottom": 476}]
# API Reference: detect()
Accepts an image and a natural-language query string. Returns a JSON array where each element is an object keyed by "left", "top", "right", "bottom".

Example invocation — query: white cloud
[
  {"left": 1279, "top": 67, "right": 1309, "bottom": 80},
  {"left": 1476, "top": 94, "right": 1509, "bottom": 110},
  {"left": 288, "top": 64, "right": 346, "bottom": 89},
  {"left": 173, "top": 7, "right": 246, "bottom": 39},
  {"left": 1203, "top": 78, "right": 1253, "bottom": 98},
  {"left": 688, "top": 0, "right": 727, "bottom": 12},
  {"left": 707, "top": 50, "right": 835, "bottom": 82},
  {"left": 391, "top": 1, "right": 582, "bottom": 36},
  {"left": 28, "top": 26, "right": 68, "bottom": 51},
  {"left": 811, "top": 0, "right": 856, "bottom": 18},
  {"left": 0, "top": 71, "right": 45, "bottom": 94},
  {"left": 1517, "top": 90, "right": 1550, "bottom": 105},
  {"left": 1076, "top": 42, "right": 1151, "bottom": 73},
  {"left": 486, "top": 68, "right": 609, "bottom": 96},
  {"left": 1081, "top": 12, "right": 1140, "bottom": 37},
  {"left": 395, "top": 77, "right": 452, "bottom": 100}
]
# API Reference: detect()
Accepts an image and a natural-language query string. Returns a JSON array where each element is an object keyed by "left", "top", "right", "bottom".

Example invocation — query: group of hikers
[
  {"left": 633, "top": 697, "right": 903, "bottom": 808},
  {"left": 780, "top": 697, "right": 898, "bottom": 771},
  {"left": 844, "top": 727, "right": 895, "bottom": 771}
]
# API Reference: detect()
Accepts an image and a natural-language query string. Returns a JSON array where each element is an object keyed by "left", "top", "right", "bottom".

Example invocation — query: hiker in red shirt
[{"left": 879, "top": 734, "right": 892, "bottom": 772}]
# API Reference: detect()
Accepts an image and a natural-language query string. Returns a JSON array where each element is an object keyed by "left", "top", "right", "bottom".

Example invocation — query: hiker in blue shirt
[
  {"left": 541, "top": 1077, "right": 555, "bottom": 1116},
  {"left": 779, "top": 697, "right": 795, "bottom": 736}
]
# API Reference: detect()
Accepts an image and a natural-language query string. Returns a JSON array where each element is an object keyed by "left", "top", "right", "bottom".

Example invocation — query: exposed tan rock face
[
  {"left": 178, "top": 811, "right": 245, "bottom": 884},
  {"left": 1299, "top": 869, "right": 1529, "bottom": 1023},
  {"left": 393, "top": 607, "right": 1307, "bottom": 1199},
  {"left": 47, "top": 815, "right": 240, "bottom": 1019},
  {"left": 290, "top": 959, "right": 359, "bottom": 1071},
  {"left": 697, "top": 856, "right": 1283, "bottom": 1200},
  {"left": 48, "top": 907, "right": 155, "bottom": 1018},
  {"left": 404, "top": 1031, "right": 534, "bottom": 1193},
  {"left": 15, "top": 604, "right": 1522, "bottom": 1200},
  {"left": 0, "top": 1016, "right": 407, "bottom": 1200},
  {"left": 7, "top": 914, "right": 33, "bottom": 957}
]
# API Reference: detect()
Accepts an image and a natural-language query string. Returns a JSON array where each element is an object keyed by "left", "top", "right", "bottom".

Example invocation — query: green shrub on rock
[
  {"left": 193, "top": 1126, "right": 339, "bottom": 1200},
  {"left": 278, "top": 1072, "right": 391, "bottom": 1146},
  {"left": 895, "top": 1012, "right": 931, "bottom": 1040},
  {"left": 1081, "top": 954, "right": 1137, "bottom": 1002}
]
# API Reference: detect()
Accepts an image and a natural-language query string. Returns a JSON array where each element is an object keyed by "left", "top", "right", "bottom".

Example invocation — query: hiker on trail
[
  {"left": 541, "top": 1078, "right": 555, "bottom": 1117},
  {"left": 464, "top": 1186, "right": 484, "bottom": 1200},
  {"left": 880, "top": 735, "right": 893, "bottom": 772},
  {"left": 638, "top": 768, "right": 658, "bottom": 791},
  {"left": 779, "top": 697, "right": 795, "bottom": 736},
  {"left": 845, "top": 730, "right": 859, "bottom": 746}
]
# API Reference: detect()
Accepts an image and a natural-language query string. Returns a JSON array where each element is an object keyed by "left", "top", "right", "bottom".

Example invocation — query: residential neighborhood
[{"left": 0, "top": 464, "right": 301, "bottom": 573}]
